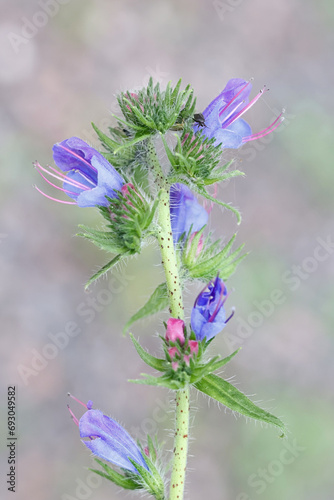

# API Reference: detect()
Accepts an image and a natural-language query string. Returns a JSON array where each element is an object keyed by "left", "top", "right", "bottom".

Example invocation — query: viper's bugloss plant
[{"left": 36, "top": 77, "right": 286, "bottom": 500}]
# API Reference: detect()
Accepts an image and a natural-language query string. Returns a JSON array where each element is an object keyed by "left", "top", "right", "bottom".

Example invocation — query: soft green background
[{"left": 1, "top": 1, "right": 333, "bottom": 499}]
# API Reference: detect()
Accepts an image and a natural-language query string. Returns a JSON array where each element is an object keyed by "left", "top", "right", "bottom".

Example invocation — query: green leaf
[
  {"left": 129, "top": 333, "right": 166, "bottom": 372},
  {"left": 78, "top": 225, "right": 126, "bottom": 254},
  {"left": 123, "top": 283, "right": 169, "bottom": 334},
  {"left": 190, "top": 348, "right": 241, "bottom": 384},
  {"left": 92, "top": 123, "right": 120, "bottom": 153},
  {"left": 190, "top": 243, "right": 245, "bottom": 278},
  {"left": 90, "top": 459, "right": 139, "bottom": 490},
  {"left": 113, "top": 133, "right": 151, "bottom": 154},
  {"left": 195, "top": 187, "right": 241, "bottom": 224},
  {"left": 130, "top": 373, "right": 183, "bottom": 390},
  {"left": 85, "top": 254, "right": 124, "bottom": 289},
  {"left": 194, "top": 374, "right": 285, "bottom": 435}
]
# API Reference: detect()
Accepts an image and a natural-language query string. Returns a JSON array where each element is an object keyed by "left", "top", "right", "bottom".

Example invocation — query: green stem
[
  {"left": 169, "top": 387, "right": 190, "bottom": 500},
  {"left": 147, "top": 138, "right": 189, "bottom": 500}
]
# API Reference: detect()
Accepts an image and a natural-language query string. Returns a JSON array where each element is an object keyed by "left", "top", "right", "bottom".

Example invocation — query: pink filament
[
  {"left": 219, "top": 80, "right": 251, "bottom": 118},
  {"left": 67, "top": 404, "right": 79, "bottom": 426},
  {"left": 34, "top": 185, "right": 76, "bottom": 204},
  {"left": 36, "top": 163, "right": 93, "bottom": 191},
  {"left": 242, "top": 112, "right": 284, "bottom": 142},
  {"left": 36, "top": 168, "right": 80, "bottom": 196},
  {"left": 57, "top": 144, "right": 98, "bottom": 173},
  {"left": 223, "top": 87, "right": 269, "bottom": 129}
]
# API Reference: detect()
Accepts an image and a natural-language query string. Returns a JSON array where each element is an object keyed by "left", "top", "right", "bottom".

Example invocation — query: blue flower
[
  {"left": 191, "top": 276, "right": 233, "bottom": 341},
  {"left": 170, "top": 183, "right": 208, "bottom": 244},
  {"left": 36, "top": 137, "right": 124, "bottom": 207},
  {"left": 194, "top": 78, "right": 283, "bottom": 149},
  {"left": 77, "top": 402, "right": 149, "bottom": 474}
]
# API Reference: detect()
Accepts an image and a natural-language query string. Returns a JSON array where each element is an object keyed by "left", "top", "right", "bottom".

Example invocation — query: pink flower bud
[
  {"left": 184, "top": 355, "right": 190, "bottom": 366},
  {"left": 188, "top": 340, "right": 199, "bottom": 356},
  {"left": 168, "top": 347, "right": 180, "bottom": 359},
  {"left": 165, "top": 318, "right": 185, "bottom": 346},
  {"left": 172, "top": 361, "right": 179, "bottom": 371}
]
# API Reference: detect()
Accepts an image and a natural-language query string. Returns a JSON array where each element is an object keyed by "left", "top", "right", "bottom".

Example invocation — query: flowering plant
[{"left": 36, "top": 78, "right": 285, "bottom": 500}]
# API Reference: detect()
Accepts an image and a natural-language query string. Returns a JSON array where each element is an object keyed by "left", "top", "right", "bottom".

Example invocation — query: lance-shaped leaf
[
  {"left": 90, "top": 459, "right": 139, "bottom": 490},
  {"left": 129, "top": 373, "right": 185, "bottom": 390},
  {"left": 129, "top": 333, "right": 166, "bottom": 372},
  {"left": 123, "top": 283, "right": 169, "bottom": 335},
  {"left": 78, "top": 225, "right": 127, "bottom": 254},
  {"left": 194, "top": 185, "right": 241, "bottom": 224},
  {"left": 189, "top": 348, "right": 240, "bottom": 384},
  {"left": 85, "top": 254, "right": 124, "bottom": 289},
  {"left": 194, "top": 373, "right": 285, "bottom": 436}
]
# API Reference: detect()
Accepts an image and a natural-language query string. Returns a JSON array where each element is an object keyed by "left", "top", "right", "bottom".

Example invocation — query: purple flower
[
  {"left": 35, "top": 137, "right": 124, "bottom": 207},
  {"left": 170, "top": 183, "right": 208, "bottom": 244},
  {"left": 191, "top": 276, "right": 233, "bottom": 341},
  {"left": 194, "top": 78, "right": 284, "bottom": 149},
  {"left": 68, "top": 397, "right": 149, "bottom": 474}
]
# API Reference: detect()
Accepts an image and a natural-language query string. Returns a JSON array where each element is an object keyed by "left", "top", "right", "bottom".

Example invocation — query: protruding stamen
[
  {"left": 225, "top": 307, "right": 235, "bottom": 324},
  {"left": 68, "top": 393, "right": 90, "bottom": 409},
  {"left": 34, "top": 185, "right": 76, "bottom": 204},
  {"left": 67, "top": 404, "right": 79, "bottom": 426},
  {"left": 219, "top": 99, "right": 245, "bottom": 123},
  {"left": 218, "top": 80, "right": 251, "bottom": 118},
  {"left": 242, "top": 111, "right": 284, "bottom": 143},
  {"left": 36, "top": 168, "right": 80, "bottom": 196},
  {"left": 223, "top": 86, "right": 269, "bottom": 129},
  {"left": 35, "top": 162, "right": 92, "bottom": 191}
]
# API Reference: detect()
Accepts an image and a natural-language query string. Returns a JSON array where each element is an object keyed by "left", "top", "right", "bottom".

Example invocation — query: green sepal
[
  {"left": 123, "top": 283, "right": 169, "bottom": 335},
  {"left": 189, "top": 348, "right": 240, "bottom": 384},
  {"left": 182, "top": 232, "right": 246, "bottom": 282},
  {"left": 129, "top": 333, "right": 166, "bottom": 372},
  {"left": 113, "top": 133, "right": 152, "bottom": 154},
  {"left": 77, "top": 225, "right": 127, "bottom": 254},
  {"left": 202, "top": 169, "right": 245, "bottom": 186},
  {"left": 128, "top": 457, "right": 165, "bottom": 500},
  {"left": 146, "top": 434, "right": 157, "bottom": 463},
  {"left": 98, "top": 182, "right": 159, "bottom": 255},
  {"left": 129, "top": 373, "right": 185, "bottom": 390},
  {"left": 91, "top": 122, "right": 120, "bottom": 153},
  {"left": 116, "top": 78, "right": 195, "bottom": 135},
  {"left": 85, "top": 254, "right": 124, "bottom": 289},
  {"left": 89, "top": 459, "right": 139, "bottom": 490},
  {"left": 194, "top": 373, "right": 286, "bottom": 436}
]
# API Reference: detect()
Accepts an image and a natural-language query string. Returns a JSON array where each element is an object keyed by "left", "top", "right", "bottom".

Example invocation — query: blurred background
[{"left": 1, "top": 0, "right": 333, "bottom": 499}]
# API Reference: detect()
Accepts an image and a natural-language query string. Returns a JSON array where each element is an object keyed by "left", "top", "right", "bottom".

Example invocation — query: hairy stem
[{"left": 147, "top": 138, "right": 189, "bottom": 500}]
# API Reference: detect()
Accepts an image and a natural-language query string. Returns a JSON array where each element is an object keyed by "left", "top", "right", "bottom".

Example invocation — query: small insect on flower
[
  {"left": 193, "top": 113, "right": 207, "bottom": 128},
  {"left": 194, "top": 78, "right": 284, "bottom": 149}
]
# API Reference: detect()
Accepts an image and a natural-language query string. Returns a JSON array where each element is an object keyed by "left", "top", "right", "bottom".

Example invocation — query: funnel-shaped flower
[
  {"left": 191, "top": 276, "right": 232, "bottom": 341},
  {"left": 79, "top": 409, "right": 149, "bottom": 473},
  {"left": 170, "top": 183, "right": 208, "bottom": 244},
  {"left": 36, "top": 137, "right": 124, "bottom": 207},
  {"left": 194, "top": 78, "right": 284, "bottom": 149},
  {"left": 68, "top": 397, "right": 149, "bottom": 474}
]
